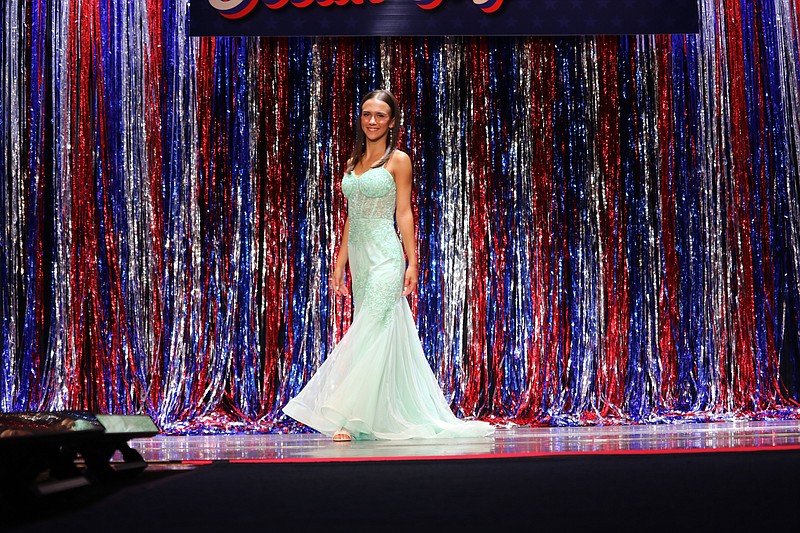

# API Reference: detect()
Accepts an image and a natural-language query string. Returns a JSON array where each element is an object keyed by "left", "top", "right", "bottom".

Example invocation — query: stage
[
  {"left": 4, "top": 0, "right": 800, "bottom": 529},
  {"left": 7, "top": 419, "right": 799, "bottom": 531},
  {"left": 128, "top": 419, "right": 800, "bottom": 464}
]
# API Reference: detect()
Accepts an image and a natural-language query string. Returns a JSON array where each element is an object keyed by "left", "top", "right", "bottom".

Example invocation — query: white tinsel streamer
[
  {"left": 438, "top": 38, "right": 465, "bottom": 400},
  {"left": 247, "top": 37, "right": 265, "bottom": 413},
  {"left": 582, "top": 37, "right": 604, "bottom": 414},
  {"left": 160, "top": 0, "right": 200, "bottom": 424},
  {"left": 43, "top": 0, "right": 73, "bottom": 410},
  {"left": 698, "top": 0, "right": 726, "bottom": 409},
  {"left": 1, "top": 0, "right": 24, "bottom": 410},
  {"left": 305, "top": 41, "right": 324, "bottom": 373},
  {"left": 131, "top": 3, "right": 149, "bottom": 403},
  {"left": 380, "top": 38, "right": 392, "bottom": 91}
]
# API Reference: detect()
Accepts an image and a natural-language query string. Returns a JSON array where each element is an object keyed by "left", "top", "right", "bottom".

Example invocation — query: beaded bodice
[{"left": 341, "top": 167, "right": 396, "bottom": 221}]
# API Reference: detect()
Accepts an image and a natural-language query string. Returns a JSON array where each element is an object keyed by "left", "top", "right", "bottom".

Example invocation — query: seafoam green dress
[{"left": 283, "top": 166, "right": 494, "bottom": 440}]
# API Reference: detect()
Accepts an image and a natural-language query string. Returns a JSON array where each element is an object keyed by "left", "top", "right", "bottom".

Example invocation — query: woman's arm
[
  {"left": 332, "top": 216, "right": 351, "bottom": 296},
  {"left": 392, "top": 152, "right": 418, "bottom": 296}
]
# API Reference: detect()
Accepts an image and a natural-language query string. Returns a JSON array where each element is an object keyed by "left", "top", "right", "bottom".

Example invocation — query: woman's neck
[{"left": 361, "top": 139, "right": 387, "bottom": 167}]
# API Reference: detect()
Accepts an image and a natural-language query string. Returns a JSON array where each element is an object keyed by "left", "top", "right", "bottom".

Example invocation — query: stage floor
[{"left": 128, "top": 419, "right": 800, "bottom": 463}]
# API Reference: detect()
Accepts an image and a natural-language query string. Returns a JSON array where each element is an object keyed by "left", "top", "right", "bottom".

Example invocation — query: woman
[{"left": 283, "top": 90, "right": 493, "bottom": 441}]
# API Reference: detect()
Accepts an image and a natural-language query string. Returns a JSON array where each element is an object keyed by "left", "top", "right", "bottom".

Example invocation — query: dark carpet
[{"left": 5, "top": 450, "right": 799, "bottom": 532}]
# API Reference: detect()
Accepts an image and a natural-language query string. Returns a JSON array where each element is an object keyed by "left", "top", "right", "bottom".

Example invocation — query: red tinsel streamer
[
  {"left": 68, "top": 0, "right": 101, "bottom": 410},
  {"left": 390, "top": 36, "right": 421, "bottom": 319},
  {"left": 464, "top": 39, "right": 490, "bottom": 415},
  {"left": 145, "top": 0, "right": 166, "bottom": 412},
  {"left": 723, "top": 0, "right": 759, "bottom": 409},
  {"left": 656, "top": 35, "right": 678, "bottom": 407},
  {"left": 193, "top": 37, "right": 217, "bottom": 412},
  {"left": 328, "top": 39, "right": 355, "bottom": 343},
  {"left": 517, "top": 38, "right": 558, "bottom": 419},
  {"left": 251, "top": 38, "right": 287, "bottom": 411},
  {"left": 597, "top": 36, "right": 629, "bottom": 415}
]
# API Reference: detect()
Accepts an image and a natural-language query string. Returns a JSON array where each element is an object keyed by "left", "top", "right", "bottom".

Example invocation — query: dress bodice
[{"left": 342, "top": 167, "right": 396, "bottom": 221}]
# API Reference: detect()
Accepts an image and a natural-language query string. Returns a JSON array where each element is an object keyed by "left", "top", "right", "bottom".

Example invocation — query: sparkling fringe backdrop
[{"left": 2, "top": 1, "right": 800, "bottom": 432}]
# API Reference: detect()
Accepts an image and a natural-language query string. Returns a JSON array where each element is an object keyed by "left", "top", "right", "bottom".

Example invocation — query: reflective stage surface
[{"left": 129, "top": 420, "right": 800, "bottom": 463}]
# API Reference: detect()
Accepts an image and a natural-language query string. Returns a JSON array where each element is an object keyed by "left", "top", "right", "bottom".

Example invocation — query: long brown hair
[{"left": 347, "top": 89, "right": 400, "bottom": 173}]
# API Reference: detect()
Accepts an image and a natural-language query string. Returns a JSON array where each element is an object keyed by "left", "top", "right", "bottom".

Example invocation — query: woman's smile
[{"left": 361, "top": 98, "right": 394, "bottom": 142}]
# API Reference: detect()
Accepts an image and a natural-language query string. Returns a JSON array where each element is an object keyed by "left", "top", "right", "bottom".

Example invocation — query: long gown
[{"left": 283, "top": 166, "right": 494, "bottom": 440}]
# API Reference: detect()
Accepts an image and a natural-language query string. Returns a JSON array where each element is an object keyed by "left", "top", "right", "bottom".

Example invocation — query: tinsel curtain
[{"left": 2, "top": 1, "right": 800, "bottom": 432}]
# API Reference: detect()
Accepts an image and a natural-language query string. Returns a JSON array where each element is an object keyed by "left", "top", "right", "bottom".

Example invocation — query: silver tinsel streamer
[
  {"left": 306, "top": 41, "right": 323, "bottom": 373},
  {"left": 43, "top": 0, "right": 73, "bottom": 410},
  {"left": 439, "top": 38, "right": 466, "bottom": 400},
  {"left": 126, "top": 1, "right": 158, "bottom": 408},
  {"left": 696, "top": 0, "right": 722, "bottom": 408},
  {"left": 1, "top": 0, "right": 24, "bottom": 409},
  {"left": 161, "top": 0, "right": 200, "bottom": 423},
  {"left": 246, "top": 38, "right": 264, "bottom": 414},
  {"left": 581, "top": 37, "right": 604, "bottom": 413}
]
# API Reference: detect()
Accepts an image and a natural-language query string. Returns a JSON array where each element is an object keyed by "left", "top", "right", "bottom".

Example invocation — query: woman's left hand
[{"left": 402, "top": 265, "right": 418, "bottom": 296}]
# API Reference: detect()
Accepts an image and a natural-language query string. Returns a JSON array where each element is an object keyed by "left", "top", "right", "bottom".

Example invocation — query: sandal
[{"left": 333, "top": 429, "right": 352, "bottom": 442}]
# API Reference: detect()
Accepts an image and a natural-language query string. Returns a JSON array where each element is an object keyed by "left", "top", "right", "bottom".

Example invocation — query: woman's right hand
[{"left": 332, "top": 267, "right": 349, "bottom": 296}]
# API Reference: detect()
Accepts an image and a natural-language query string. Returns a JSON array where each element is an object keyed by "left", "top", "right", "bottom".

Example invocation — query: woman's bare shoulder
[
  {"left": 387, "top": 149, "right": 411, "bottom": 173},
  {"left": 387, "top": 150, "right": 412, "bottom": 185},
  {"left": 390, "top": 149, "right": 410, "bottom": 165}
]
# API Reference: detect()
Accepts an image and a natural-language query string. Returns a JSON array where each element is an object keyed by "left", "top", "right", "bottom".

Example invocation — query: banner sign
[{"left": 190, "top": 0, "right": 700, "bottom": 37}]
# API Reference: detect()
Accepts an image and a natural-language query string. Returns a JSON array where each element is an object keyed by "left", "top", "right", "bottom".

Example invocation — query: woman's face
[{"left": 360, "top": 98, "right": 394, "bottom": 143}]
